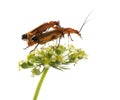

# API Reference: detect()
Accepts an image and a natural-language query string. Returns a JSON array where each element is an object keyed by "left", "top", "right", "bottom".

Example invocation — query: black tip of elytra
[{"left": 21, "top": 34, "right": 27, "bottom": 40}]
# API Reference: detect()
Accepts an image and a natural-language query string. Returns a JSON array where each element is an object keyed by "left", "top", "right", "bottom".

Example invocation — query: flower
[{"left": 18, "top": 45, "right": 87, "bottom": 76}]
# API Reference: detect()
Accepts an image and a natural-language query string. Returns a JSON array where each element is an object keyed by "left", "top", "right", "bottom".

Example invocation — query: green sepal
[
  {"left": 31, "top": 67, "right": 41, "bottom": 75},
  {"left": 19, "top": 61, "right": 33, "bottom": 69}
]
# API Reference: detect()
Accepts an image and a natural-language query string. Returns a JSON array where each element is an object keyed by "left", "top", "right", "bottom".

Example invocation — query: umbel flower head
[{"left": 19, "top": 44, "right": 87, "bottom": 76}]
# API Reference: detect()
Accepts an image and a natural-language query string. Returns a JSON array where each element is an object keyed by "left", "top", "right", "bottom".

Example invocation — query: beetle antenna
[
  {"left": 79, "top": 10, "right": 93, "bottom": 33},
  {"left": 24, "top": 46, "right": 29, "bottom": 50}
]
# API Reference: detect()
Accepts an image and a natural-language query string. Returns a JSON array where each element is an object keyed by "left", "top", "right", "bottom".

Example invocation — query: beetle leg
[
  {"left": 69, "top": 34, "right": 73, "bottom": 41},
  {"left": 30, "top": 43, "right": 39, "bottom": 53},
  {"left": 23, "top": 46, "right": 29, "bottom": 50},
  {"left": 57, "top": 34, "right": 63, "bottom": 48}
]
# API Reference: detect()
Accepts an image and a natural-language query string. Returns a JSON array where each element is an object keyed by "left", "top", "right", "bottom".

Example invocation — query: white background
[{"left": 0, "top": 0, "right": 120, "bottom": 100}]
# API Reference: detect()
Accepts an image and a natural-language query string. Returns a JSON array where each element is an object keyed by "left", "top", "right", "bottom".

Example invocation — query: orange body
[
  {"left": 53, "top": 26, "right": 81, "bottom": 37},
  {"left": 34, "top": 29, "right": 63, "bottom": 44},
  {"left": 22, "top": 21, "right": 82, "bottom": 49},
  {"left": 29, "top": 21, "right": 60, "bottom": 35},
  {"left": 22, "top": 21, "right": 60, "bottom": 46},
  {"left": 31, "top": 27, "right": 81, "bottom": 45}
]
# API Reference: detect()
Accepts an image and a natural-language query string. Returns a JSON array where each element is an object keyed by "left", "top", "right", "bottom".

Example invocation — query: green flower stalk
[
  {"left": 33, "top": 68, "right": 49, "bottom": 100},
  {"left": 18, "top": 44, "right": 87, "bottom": 100}
]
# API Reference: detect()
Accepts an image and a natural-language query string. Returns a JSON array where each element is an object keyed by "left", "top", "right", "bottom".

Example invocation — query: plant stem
[{"left": 33, "top": 68, "right": 49, "bottom": 100}]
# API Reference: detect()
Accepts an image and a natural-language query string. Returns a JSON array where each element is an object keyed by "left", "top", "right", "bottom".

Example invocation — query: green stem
[{"left": 33, "top": 68, "right": 49, "bottom": 100}]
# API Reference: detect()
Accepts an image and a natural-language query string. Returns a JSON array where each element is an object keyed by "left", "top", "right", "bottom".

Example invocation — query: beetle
[
  {"left": 30, "top": 26, "right": 82, "bottom": 51},
  {"left": 21, "top": 21, "right": 60, "bottom": 49},
  {"left": 22, "top": 11, "right": 92, "bottom": 50}
]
